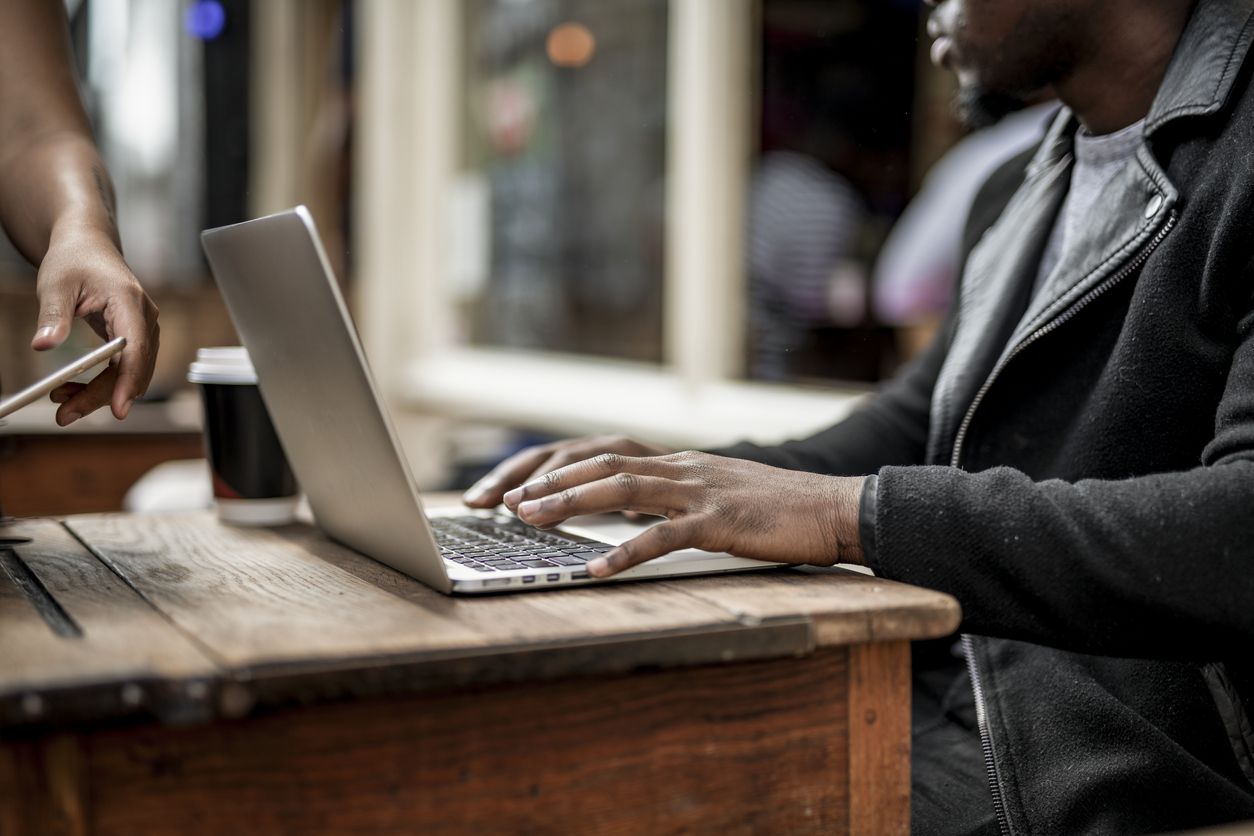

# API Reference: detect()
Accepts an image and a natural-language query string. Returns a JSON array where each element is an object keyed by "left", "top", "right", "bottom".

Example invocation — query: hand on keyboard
[
  {"left": 495, "top": 450, "right": 867, "bottom": 578},
  {"left": 462, "top": 435, "right": 672, "bottom": 513}
]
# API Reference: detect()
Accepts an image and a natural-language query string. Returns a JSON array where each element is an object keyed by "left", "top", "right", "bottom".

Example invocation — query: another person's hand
[
  {"left": 462, "top": 435, "right": 674, "bottom": 509},
  {"left": 498, "top": 450, "right": 865, "bottom": 577},
  {"left": 31, "top": 227, "right": 159, "bottom": 425}
]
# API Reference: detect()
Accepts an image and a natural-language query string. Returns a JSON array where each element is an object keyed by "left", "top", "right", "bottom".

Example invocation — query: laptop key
[{"left": 521, "top": 559, "right": 558, "bottom": 568}]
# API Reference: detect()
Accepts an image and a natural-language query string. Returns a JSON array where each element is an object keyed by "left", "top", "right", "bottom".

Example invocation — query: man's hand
[
  {"left": 32, "top": 227, "right": 159, "bottom": 425},
  {"left": 498, "top": 450, "right": 865, "bottom": 577},
  {"left": 463, "top": 435, "right": 674, "bottom": 509}
]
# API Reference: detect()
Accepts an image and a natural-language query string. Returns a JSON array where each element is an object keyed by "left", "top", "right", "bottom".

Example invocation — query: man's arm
[{"left": 0, "top": 0, "right": 158, "bottom": 424}]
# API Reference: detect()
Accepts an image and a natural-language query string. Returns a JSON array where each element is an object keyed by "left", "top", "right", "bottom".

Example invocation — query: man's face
[{"left": 926, "top": 0, "right": 1084, "bottom": 104}]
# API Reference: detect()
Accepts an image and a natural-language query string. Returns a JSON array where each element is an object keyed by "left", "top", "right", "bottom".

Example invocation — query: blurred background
[{"left": 0, "top": 0, "right": 1053, "bottom": 516}]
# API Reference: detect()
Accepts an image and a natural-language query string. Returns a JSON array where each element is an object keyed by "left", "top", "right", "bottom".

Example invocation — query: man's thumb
[{"left": 32, "top": 292, "right": 75, "bottom": 351}]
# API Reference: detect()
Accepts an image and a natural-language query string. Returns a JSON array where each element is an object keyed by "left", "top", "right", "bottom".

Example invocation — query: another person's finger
[
  {"left": 587, "top": 519, "right": 698, "bottom": 577},
  {"left": 514, "top": 473, "right": 685, "bottom": 528},
  {"left": 54, "top": 365, "right": 117, "bottom": 425},
  {"left": 31, "top": 282, "right": 76, "bottom": 351},
  {"left": 106, "top": 293, "right": 159, "bottom": 418},
  {"left": 50, "top": 381, "right": 86, "bottom": 404}
]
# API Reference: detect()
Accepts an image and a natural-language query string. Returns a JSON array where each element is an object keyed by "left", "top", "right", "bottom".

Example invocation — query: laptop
[{"left": 201, "top": 207, "right": 780, "bottom": 594}]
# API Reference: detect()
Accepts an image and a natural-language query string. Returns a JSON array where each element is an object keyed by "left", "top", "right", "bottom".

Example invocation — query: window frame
[{"left": 352, "top": 0, "right": 864, "bottom": 470}]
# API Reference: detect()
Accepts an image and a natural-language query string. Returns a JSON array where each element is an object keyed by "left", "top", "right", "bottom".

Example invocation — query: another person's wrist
[{"left": 48, "top": 213, "right": 121, "bottom": 256}]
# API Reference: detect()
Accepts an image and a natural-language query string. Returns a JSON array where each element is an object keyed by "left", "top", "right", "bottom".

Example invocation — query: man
[
  {"left": 466, "top": 0, "right": 1254, "bottom": 831},
  {"left": 0, "top": 0, "right": 159, "bottom": 425}
]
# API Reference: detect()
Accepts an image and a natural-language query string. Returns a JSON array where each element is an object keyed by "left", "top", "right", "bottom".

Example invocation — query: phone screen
[{"left": 0, "top": 337, "right": 128, "bottom": 419}]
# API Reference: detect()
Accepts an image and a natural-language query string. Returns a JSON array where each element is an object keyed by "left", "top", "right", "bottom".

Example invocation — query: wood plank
[
  {"left": 660, "top": 567, "right": 962, "bottom": 646},
  {"left": 84, "top": 649, "right": 852, "bottom": 835},
  {"left": 847, "top": 640, "right": 911, "bottom": 835},
  {"left": 64, "top": 514, "right": 808, "bottom": 705},
  {"left": 63, "top": 513, "right": 487, "bottom": 668},
  {"left": 426, "top": 492, "right": 960, "bottom": 648},
  {"left": 0, "top": 520, "right": 218, "bottom": 729},
  {"left": 0, "top": 734, "right": 89, "bottom": 836}
]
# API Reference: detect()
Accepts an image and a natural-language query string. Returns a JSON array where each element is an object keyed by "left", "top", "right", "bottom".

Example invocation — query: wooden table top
[{"left": 0, "top": 507, "right": 959, "bottom": 732}]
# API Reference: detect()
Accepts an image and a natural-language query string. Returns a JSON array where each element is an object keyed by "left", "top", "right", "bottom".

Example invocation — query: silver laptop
[{"left": 201, "top": 207, "right": 779, "bottom": 594}]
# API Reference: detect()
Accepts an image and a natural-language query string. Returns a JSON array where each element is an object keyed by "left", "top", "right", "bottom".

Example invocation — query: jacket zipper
[
  {"left": 964, "top": 634, "right": 1011, "bottom": 836},
  {"left": 949, "top": 211, "right": 1178, "bottom": 471},
  {"left": 952, "top": 210, "right": 1177, "bottom": 836}
]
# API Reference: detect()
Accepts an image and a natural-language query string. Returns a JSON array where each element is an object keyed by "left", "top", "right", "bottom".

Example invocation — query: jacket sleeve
[{"left": 872, "top": 296, "right": 1254, "bottom": 660}]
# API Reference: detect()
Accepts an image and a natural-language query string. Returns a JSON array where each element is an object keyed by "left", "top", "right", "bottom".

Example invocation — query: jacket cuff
[{"left": 859, "top": 473, "right": 879, "bottom": 571}]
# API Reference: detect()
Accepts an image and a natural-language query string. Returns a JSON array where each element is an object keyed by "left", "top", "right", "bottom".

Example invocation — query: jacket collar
[
  {"left": 1025, "top": 0, "right": 1254, "bottom": 174},
  {"left": 1146, "top": 0, "right": 1254, "bottom": 134}
]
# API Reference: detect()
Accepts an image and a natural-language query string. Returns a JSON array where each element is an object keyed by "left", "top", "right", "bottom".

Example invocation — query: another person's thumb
[{"left": 31, "top": 283, "right": 76, "bottom": 351}]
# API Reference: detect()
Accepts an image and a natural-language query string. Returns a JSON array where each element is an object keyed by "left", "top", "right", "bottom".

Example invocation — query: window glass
[
  {"left": 457, "top": 0, "right": 668, "bottom": 363},
  {"left": 747, "top": 0, "right": 922, "bottom": 383}
]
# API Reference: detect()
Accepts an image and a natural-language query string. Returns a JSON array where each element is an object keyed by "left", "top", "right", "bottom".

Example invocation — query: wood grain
[
  {"left": 0, "top": 509, "right": 931, "bottom": 835},
  {"left": 0, "top": 734, "right": 88, "bottom": 836},
  {"left": 68, "top": 511, "right": 807, "bottom": 666},
  {"left": 847, "top": 641, "right": 911, "bottom": 835},
  {"left": 0, "top": 520, "right": 217, "bottom": 729},
  {"left": 661, "top": 567, "right": 962, "bottom": 645},
  {"left": 83, "top": 649, "right": 851, "bottom": 836}
]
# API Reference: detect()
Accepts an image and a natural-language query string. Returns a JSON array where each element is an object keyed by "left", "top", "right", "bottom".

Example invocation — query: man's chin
[{"left": 954, "top": 84, "right": 1030, "bottom": 130}]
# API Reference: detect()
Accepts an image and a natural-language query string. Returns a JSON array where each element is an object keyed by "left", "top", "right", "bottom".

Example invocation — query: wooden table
[
  {"left": 0, "top": 506, "right": 959, "bottom": 835},
  {"left": 0, "top": 397, "right": 204, "bottom": 517}
]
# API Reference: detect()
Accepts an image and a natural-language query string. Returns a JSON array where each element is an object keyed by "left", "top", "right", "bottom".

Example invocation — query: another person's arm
[{"left": 0, "top": 0, "right": 158, "bottom": 425}]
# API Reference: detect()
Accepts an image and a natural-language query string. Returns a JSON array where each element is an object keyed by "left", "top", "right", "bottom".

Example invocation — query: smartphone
[{"left": 0, "top": 336, "right": 127, "bottom": 419}]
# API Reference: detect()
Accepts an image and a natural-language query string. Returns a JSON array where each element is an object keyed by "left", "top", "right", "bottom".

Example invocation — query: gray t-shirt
[{"left": 1033, "top": 118, "right": 1146, "bottom": 294}]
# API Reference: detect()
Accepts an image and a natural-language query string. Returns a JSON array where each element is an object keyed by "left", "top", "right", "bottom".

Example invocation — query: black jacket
[{"left": 719, "top": 1, "right": 1254, "bottom": 831}]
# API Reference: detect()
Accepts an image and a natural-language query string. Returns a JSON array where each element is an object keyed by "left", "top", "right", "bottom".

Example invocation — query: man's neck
[{"left": 1054, "top": 2, "right": 1194, "bottom": 135}]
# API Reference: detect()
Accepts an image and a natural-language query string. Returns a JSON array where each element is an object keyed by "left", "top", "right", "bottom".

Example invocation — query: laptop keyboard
[{"left": 431, "top": 515, "right": 614, "bottom": 573}]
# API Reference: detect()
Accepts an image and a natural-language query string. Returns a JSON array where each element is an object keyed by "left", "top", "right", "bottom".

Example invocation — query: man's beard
[{"left": 953, "top": 85, "right": 1030, "bottom": 130}]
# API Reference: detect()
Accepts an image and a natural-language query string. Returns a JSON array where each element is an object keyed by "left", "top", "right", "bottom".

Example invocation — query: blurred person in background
[
  {"left": 0, "top": 0, "right": 158, "bottom": 426},
  {"left": 749, "top": 74, "right": 877, "bottom": 381},
  {"left": 466, "top": 0, "right": 1254, "bottom": 831},
  {"left": 748, "top": 149, "right": 867, "bottom": 380},
  {"left": 872, "top": 97, "right": 1057, "bottom": 347}
]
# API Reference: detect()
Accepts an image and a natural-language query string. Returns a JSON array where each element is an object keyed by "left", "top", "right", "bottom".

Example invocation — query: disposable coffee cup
[{"left": 188, "top": 347, "right": 299, "bottom": 525}]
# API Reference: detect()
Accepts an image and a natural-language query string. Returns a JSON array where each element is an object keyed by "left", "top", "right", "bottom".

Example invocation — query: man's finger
[
  {"left": 54, "top": 365, "right": 117, "bottom": 425},
  {"left": 503, "top": 452, "right": 679, "bottom": 510},
  {"left": 462, "top": 444, "right": 557, "bottom": 508},
  {"left": 31, "top": 288, "right": 76, "bottom": 351},
  {"left": 521, "top": 451, "right": 577, "bottom": 491},
  {"left": 587, "top": 519, "right": 696, "bottom": 577},
  {"left": 516, "top": 443, "right": 619, "bottom": 496},
  {"left": 514, "top": 474, "right": 683, "bottom": 528}
]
